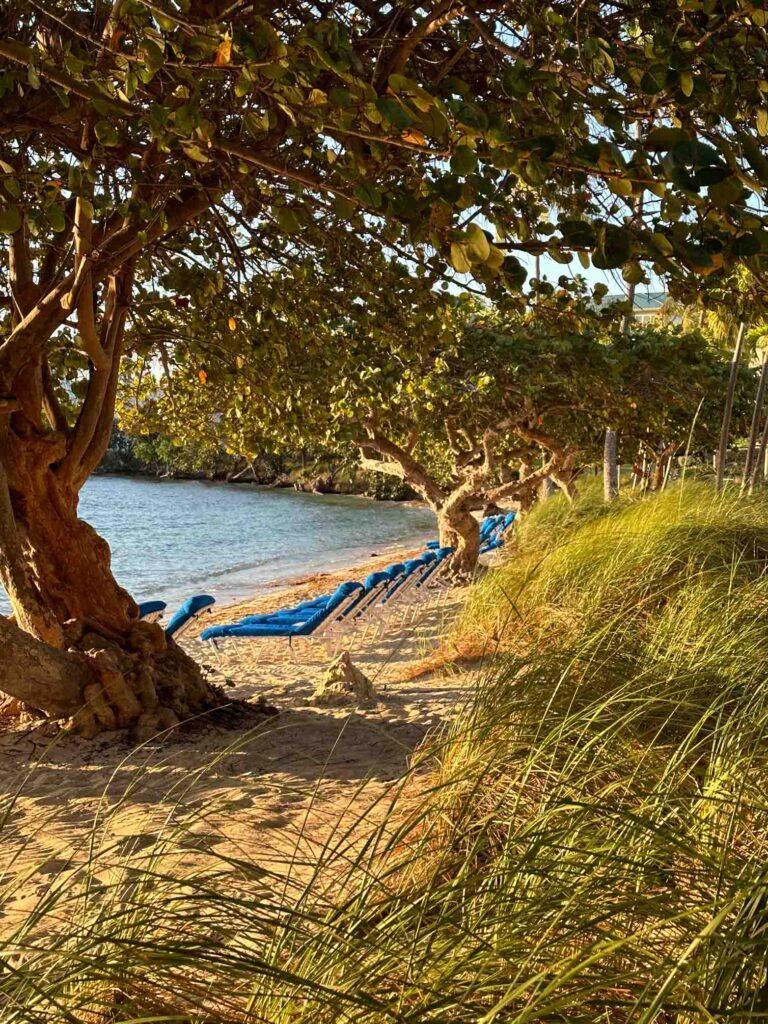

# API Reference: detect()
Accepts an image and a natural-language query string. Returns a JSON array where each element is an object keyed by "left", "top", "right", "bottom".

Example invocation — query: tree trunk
[
  {"left": 716, "top": 321, "right": 746, "bottom": 491},
  {"left": 437, "top": 506, "right": 480, "bottom": 575},
  {"left": 0, "top": 441, "right": 221, "bottom": 734},
  {"left": 3, "top": 436, "right": 137, "bottom": 637},
  {"left": 603, "top": 430, "right": 618, "bottom": 502},
  {"left": 647, "top": 442, "right": 677, "bottom": 492},
  {"left": 0, "top": 345, "right": 220, "bottom": 737},
  {"left": 742, "top": 346, "right": 768, "bottom": 491},
  {"left": 550, "top": 453, "right": 580, "bottom": 503},
  {"left": 0, "top": 615, "right": 95, "bottom": 717}
]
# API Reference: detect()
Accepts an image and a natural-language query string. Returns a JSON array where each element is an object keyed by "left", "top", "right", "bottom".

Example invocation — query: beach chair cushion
[
  {"left": 202, "top": 581, "right": 363, "bottom": 641},
  {"left": 166, "top": 594, "right": 216, "bottom": 637},
  {"left": 138, "top": 599, "right": 167, "bottom": 621},
  {"left": 239, "top": 580, "right": 362, "bottom": 626}
]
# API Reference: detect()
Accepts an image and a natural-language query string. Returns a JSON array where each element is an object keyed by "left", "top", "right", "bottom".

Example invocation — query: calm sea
[{"left": 0, "top": 476, "right": 436, "bottom": 616}]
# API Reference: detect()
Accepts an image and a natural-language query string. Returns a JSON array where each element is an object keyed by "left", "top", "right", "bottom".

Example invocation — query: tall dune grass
[{"left": 3, "top": 481, "right": 768, "bottom": 1021}]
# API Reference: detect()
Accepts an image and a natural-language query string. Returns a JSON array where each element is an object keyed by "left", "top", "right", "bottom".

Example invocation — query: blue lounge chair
[
  {"left": 166, "top": 594, "right": 216, "bottom": 640},
  {"left": 239, "top": 579, "right": 367, "bottom": 627},
  {"left": 138, "top": 600, "right": 167, "bottom": 624},
  {"left": 378, "top": 551, "right": 436, "bottom": 616},
  {"left": 347, "top": 565, "right": 404, "bottom": 624},
  {"left": 201, "top": 580, "right": 364, "bottom": 648},
  {"left": 480, "top": 511, "right": 517, "bottom": 554},
  {"left": 412, "top": 546, "right": 454, "bottom": 593}
]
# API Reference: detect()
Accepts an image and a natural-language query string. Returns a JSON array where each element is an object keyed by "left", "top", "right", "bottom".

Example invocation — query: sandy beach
[{"left": 0, "top": 546, "right": 474, "bottom": 931}]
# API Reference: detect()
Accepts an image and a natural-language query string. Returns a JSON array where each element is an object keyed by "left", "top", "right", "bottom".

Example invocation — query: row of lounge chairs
[
  {"left": 136, "top": 510, "right": 517, "bottom": 655},
  {"left": 201, "top": 545, "right": 455, "bottom": 651}
]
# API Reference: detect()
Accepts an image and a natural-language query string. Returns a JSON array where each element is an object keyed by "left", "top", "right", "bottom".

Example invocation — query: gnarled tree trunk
[
  {"left": 437, "top": 505, "right": 480, "bottom": 576},
  {"left": 0, "top": 424, "right": 221, "bottom": 736},
  {"left": 0, "top": 225, "right": 221, "bottom": 736},
  {"left": 357, "top": 426, "right": 489, "bottom": 577}
]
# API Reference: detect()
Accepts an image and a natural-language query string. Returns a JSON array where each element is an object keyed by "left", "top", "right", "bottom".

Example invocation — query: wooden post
[
  {"left": 742, "top": 346, "right": 768, "bottom": 491},
  {"left": 715, "top": 321, "right": 746, "bottom": 491},
  {"left": 604, "top": 429, "right": 619, "bottom": 502},
  {"left": 749, "top": 411, "right": 768, "bottom": 494},
  {"left": 606, "top": 263, "right": 638, "bottom": 502}
]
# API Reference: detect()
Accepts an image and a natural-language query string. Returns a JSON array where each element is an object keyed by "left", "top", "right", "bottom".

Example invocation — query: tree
[
  {"left": 4, "top": 2, "right": 768, "bottom": 728},
  {"left": 611, "top": 326, "right": 755, "bottom": 489},
  {"left": 127, "top": 270, "right": 752, "bottom": 574}
]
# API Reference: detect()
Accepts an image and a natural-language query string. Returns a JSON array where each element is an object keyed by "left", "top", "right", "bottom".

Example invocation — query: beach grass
[{"left": 3, "top": 480, "right": 768, "bottom": 1021}]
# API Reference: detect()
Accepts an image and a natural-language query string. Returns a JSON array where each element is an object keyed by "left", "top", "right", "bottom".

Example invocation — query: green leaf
[
  {"left": 679, "top": 71, "right": 694, "bottom": 97},
  {"left": 375, "top": 97, "right": 414, "bottom": 130},
  {"left": 275, "top": 206, "right": 303, "bottom": 233},
  {"left": 622, "top": 261, "right": 646, "bottom": 285},
  {"left": 329, "top": 87, "right": 353, "bottom": 109},
  {"left": 455, "top": 101, "right": 488, "bottom": 131},
  {"left": 650, "top": 232, "right": 674, "bottom": 256},
  {"left": 418, "top": 105, "right": 450, "bottom": 138},
  {"left": 465, "top": 223, "right": 491, "bottom": 263},
  {"left": 333, "top": 195, "right": 356, "bottom": 219},
  {"left": 451, "top": 145, "right": 477, "bottom": 176},
  {"left": 234, "top": 74, "right": 251, "bottom": 97},
  {"left": 708, "top": 175, "right": 745, "bottom": 207},
  {"left": 46, "top": 203, "right": 66, "bottom": 232},
  {"left": 94, "top": 120, "right": 120, "bottom": 147},
  {"left": 0, "top": 207, "right": 21, "bottom": 234},
  {"left": 449, "top": 242, "right": 471, "bottom": 274},
  {"left": 608, "top": 177, "right": 633, "bottom": 198},
  {"left": 181, "top": 141, "right": 210, "bottom": 163},
  {"left": 758, "top": 109, "right": 768, "bottom": 137},
  {"left": 592, "top": 225, "right": 632, "bottom": 269},
  {"left": 645, "top": 127, "right": 690, "bottom": 151},
  {"left": 354, "top": 182, "right": 383, "bottom": 209},
  {"left": 741, "top": 135, "right": 768, "bottom": 184},
  {"left": 640, "top": 65, "right": 669, "bottom": 94}
]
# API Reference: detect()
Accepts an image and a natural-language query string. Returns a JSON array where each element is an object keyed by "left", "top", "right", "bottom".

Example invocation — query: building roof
[{"left": 606, "top": 290, "right": 668, "bottom": 311}]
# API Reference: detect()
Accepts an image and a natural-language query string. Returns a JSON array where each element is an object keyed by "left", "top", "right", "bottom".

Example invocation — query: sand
[{"left": 0, "top": 548, "right": 475, "bottom": 931}]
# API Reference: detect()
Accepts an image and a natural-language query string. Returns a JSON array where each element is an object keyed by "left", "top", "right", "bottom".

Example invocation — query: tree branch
[
  {"left": 0, "top": 187, "right": 210, "bottom": 377},
  {"left": 41, "top": 359, "right": 69, "bottom": 435},
  {"left": 356, "top": 426, "right": 446, "bottom": 507},
  {"left": 376, "top": 2, "right": 469, "bottom": 86},
  {"left": 485, "top": 456, "right": 556, "bottom": 502}
]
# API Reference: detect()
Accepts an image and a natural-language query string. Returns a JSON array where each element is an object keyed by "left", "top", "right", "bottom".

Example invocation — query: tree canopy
[
  {"left": 3, "top": 0, "right": 768, "bottom": 729},
  {"left": 122, "top": 272, "right": 755, "bottom": 569}
]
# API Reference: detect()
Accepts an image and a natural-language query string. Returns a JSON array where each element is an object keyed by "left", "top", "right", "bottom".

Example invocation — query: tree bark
[
  {"left": 549, "top": 451, "right": 580, "bottom": 502},
  {"left": 437, "top": 505, "right": 480, "bottom": 575},
  {"left": 603, "top": 430, "right": 618, "bottom": 502},
  {"left": 357, "top": 427, "right": 487, "bottom": 575},
  {"left": 0, "top": 616, "right": 94, "bottom": 717},
  {"left": 742, "top": 346, "right": 768, "bottom": 491},
  {"left": 647, "top": 442, "right": 677, "bottom": 492},
  {"left": 716, "top": 321, "right": 746, "bottom": 491}
]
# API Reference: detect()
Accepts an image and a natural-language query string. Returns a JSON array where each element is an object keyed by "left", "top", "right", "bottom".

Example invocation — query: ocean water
[{"left": 0, "top": 476, "right": 436, "bottom": 616}]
